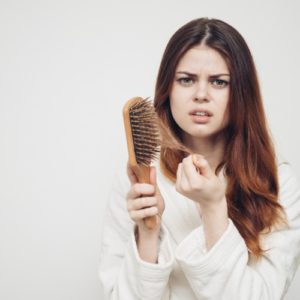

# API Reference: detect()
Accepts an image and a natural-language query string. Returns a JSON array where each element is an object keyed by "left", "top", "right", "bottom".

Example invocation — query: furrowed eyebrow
[
  {"left": 176, "top": 71, "right": 230, "bottom": 79},
  {"left": 209, "top": 73, "right": 230, "bottom": 79},
  {"left": 176, "top": 71, "right": 197, "bottom": 77}
]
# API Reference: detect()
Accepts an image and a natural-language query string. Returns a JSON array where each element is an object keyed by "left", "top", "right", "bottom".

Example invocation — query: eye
[
  {"left": 212, "top": 79, "right": 228, "bottom": 87},
  {"left": 178, "top": 78, "right": 194, "bottom": 85}
]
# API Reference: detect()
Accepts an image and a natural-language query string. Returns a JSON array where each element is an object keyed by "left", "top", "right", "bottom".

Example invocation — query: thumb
[
  {"left": 192, "top": 154, "right": 214, "bottom": 179},
  {"left": 150, "top": 166, "right": 161, "bottom": 195}
]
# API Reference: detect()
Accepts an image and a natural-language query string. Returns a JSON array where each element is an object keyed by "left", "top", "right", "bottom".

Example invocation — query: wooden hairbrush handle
[
  {"left": 131, "top": 163, "right": 157, "bottom": 230},
  {"left": 123, "top": 97, "right": 158, "bottom": 230}
]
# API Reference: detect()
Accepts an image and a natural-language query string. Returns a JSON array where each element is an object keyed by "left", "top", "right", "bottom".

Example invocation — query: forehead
[{"left": 176, "top": 45, "right": 229, "bottom": 73}]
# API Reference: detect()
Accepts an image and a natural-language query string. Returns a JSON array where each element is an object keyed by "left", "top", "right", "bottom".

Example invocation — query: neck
[{"left": 180, "top": 130, "right": 226, "bottom": 173}]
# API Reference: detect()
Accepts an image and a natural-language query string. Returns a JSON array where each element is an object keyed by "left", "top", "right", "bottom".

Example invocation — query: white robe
[{"left": 99, "top": 155, "right": 300, "bottom": 299}]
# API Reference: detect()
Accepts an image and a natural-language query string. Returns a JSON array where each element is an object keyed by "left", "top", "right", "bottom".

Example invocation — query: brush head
[
  {"left": 129, "top": 98, "right": 160, "bottom": 166},
  {"left": 123, "top": 97, "right": 160, "bottom": 168}
]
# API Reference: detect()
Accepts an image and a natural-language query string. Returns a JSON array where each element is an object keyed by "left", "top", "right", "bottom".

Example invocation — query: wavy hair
[{"left": 154, "top": 18, "right": 289, "bottom": 262}]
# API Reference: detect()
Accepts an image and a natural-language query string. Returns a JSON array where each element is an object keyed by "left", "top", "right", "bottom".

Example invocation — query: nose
[{"left": 193, "top": 81, "right": 211, "bottom": 102}]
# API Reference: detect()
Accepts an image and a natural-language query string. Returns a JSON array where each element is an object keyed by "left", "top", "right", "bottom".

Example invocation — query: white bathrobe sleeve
[
  {"left": 173, "top": 162, "right": 300, "bottom": 300},
  {"left": 99, "top": 170, "right": 175, "bottom": 300}
]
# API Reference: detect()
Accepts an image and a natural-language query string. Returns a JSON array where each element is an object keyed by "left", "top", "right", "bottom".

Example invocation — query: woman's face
[{"left": 169, "top": 45, "right": 230, "bottom": 140}]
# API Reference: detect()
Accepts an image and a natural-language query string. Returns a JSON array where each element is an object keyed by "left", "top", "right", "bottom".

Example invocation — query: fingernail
[{"left": 194, "top": 154, "right": 199, "bottom": 161}]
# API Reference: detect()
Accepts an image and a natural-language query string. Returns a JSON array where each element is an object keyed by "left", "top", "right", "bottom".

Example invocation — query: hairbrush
[{"left": 123, "top": 97, "right": 160, "bottom": 229}]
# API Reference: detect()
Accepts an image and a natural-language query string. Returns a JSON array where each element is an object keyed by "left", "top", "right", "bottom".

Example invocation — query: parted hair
[{"left": 154, "top": 17, "right": 289, "bottom": 262}]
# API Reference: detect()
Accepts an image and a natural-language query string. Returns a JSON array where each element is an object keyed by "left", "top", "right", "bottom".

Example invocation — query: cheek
[
  {"left": 217, "top": 98, "right": 230, "bottom": 127},
  {"left": 169, "top": 87, "right": 183, "bottom": 115},
  {"left": 169, "top": 94, "right": 188, "bottom": 128},
  {"left": 170, "top": 86, "right": 192, "bottom": 110},
  {"left": 169, "top": 97, "right": 181, "bottom": 122},
  {"left": 170, "top": 88, "right": 179, "bottom": 104},
  {"left": 210, "top": 89, "right": 230, "bottom": 123}
]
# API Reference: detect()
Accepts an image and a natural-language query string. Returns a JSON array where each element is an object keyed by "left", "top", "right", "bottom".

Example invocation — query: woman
[{"left": 99, "top": 18, "right": 300, "bottom": 299}]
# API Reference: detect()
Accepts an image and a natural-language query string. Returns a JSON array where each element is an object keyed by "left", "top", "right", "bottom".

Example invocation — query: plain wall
[{"left": 0, "top": 0, "right": 299, "bottom": 299}]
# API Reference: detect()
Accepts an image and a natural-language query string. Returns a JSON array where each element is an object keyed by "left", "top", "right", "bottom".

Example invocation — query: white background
[{"left": 0, "top": 0, "right": 299, "bottom": 299}]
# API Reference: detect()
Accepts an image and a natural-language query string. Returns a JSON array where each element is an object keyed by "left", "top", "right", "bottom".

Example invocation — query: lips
[{"left": 189, "top": 108, "right": 213, "bottom": 117}]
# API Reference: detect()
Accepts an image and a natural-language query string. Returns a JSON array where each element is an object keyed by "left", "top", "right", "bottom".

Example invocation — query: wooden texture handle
[{"left": 123, "top": 97, "right": 157, "bottom": 230}]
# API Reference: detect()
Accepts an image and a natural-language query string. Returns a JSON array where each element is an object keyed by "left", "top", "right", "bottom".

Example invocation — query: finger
[
  {"left": 126, "top": 183, "right": 155, "bottom": 200},
  {"left": 126, "top": 160, "right": 138, "bottom": 186},
  {"left": 129, "top": 196, "right": 158, "bottom": 211},
  {"left": 130, "top": 206, "right": 158, "bottom": 223},
  {"left": 183, "top": 155, "right": 203, "bottom": 187},
  {"left": 150, "top": 166, "right": 162, "bottom": 196},
  {"left": 192, "top": 154, "right": 214, "bottom": 179},
  {"left": 180, "top": 162, "right": 191, "bottom": 190},
  {"left": 176, "top": 163, "right": 182, "bottom": 191}
]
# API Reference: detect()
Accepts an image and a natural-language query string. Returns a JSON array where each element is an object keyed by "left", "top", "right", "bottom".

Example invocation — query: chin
[
  {"left": 184, "top": 128, "right": 213, "bottom": 139},
  {"left": 193, "top": 132, "right": 213, "bottom": 139}
]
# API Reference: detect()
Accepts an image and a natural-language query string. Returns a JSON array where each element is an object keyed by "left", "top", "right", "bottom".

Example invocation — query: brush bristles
[{"left": 129, "top": 98, "right": 160, "bottom": 167}]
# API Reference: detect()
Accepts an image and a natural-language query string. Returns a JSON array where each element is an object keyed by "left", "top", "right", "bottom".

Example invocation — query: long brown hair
[{"left": 154, "top": 18, "right": 289, "bottom": 262}]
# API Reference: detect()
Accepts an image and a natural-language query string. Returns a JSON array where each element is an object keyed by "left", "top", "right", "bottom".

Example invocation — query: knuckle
[
  {"left": 146, "top": 184, "right": 154, "bottom": 195},
  {"left": 151, "top": 185, "right": 155, "bottom": 194},
  {"left": 199, "top": 158, "right": 207, "bottom": 166},
  {"left": 129, "top": 211, "right": 135, "bottom": 221},
  {"left": 143, "top": 209, "right": 151, "bottom": 218},
  {"left": 183, "top": 159, "right": 189, "bottom": 166},
  {"left": 141, "top": 197, "right": 148, "bottom": 207},
  {"left": 133, "top": 184, "right": 140, "bottom": 195},
  {"left": 190, "top": 181, "right": 200, "bottom": 191},
  {"left": 147, "top": 207, "right": 156, "bottom": 217}
]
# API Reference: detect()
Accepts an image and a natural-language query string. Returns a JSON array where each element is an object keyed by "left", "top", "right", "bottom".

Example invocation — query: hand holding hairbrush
[{"left": 123, "top": 97, "right": 161, "bottom": 229}]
